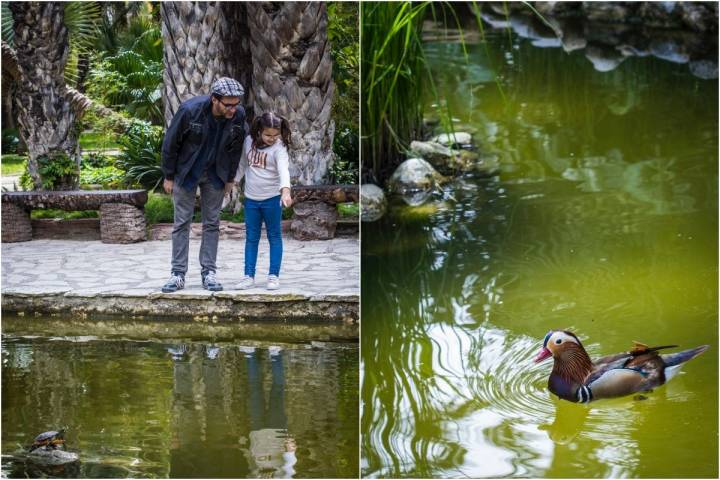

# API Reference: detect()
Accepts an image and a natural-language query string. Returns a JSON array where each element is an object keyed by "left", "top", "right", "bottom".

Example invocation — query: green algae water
[
  {"left": 1, "top": 333, "right": 358, "bottom": 478},
  {"left": 361, "top": 27, "right": 718, "bottom": 478}
]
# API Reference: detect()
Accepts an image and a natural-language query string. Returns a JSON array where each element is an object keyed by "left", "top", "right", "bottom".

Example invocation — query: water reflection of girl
[{"left": 242, "top": 347, "right": 297, "bottom": 478}]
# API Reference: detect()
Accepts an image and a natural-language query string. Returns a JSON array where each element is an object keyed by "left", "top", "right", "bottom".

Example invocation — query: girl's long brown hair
[{"left": 250, "top": 112, "right": 292, "bottom": 149}]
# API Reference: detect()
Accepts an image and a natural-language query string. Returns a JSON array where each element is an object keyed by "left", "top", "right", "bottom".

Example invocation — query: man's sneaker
[
  {"left": 267, "top": 275, "right": 280, "bottom": 290},
  {"left": 162, "top": 273, "right": 185, "bottom": 293},
  {"left": 236, "top": 275, "right": 255, "bottom": 290},
  {"left": 202, "top": 271, "right": 223, "bottom": 291}
]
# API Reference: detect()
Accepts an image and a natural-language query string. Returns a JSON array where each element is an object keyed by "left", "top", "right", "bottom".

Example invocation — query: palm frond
[{"left": 1, "top": 2, "right": 13, "bottom": 45}]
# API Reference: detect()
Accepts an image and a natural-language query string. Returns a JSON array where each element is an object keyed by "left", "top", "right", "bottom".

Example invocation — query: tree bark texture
[
  {"left": 246, "top": 2, "right": 335, "bottom": 185},
  {"left": 161, "top": 1, "right": 235, "bottom": 127},
  {"left": 9, "top": 2, "right": 80, "bottom": 190}
]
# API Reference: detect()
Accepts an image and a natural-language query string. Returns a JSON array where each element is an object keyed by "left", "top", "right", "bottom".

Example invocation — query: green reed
[
  {"left": 362, "top": 2, "right": 507, "bottom": 184},
  {"left": 362, "top": 1, "right": 430, "bottom": 183}
]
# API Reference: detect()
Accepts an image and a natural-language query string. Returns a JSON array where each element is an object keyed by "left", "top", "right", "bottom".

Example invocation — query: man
[{"left": 160, "top": 77, "right": 247, "bottom": 293}]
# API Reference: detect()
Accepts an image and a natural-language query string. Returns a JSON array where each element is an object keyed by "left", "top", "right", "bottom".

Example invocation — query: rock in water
[
  {"left": 387, "top": 158, "right": 443, "bottom": 194},
  {"left": 28, "top": 447, "right": 79, "bottom": 465},
  {"left": 430, "top": 132, "right": 473, "bottom": 147},
  {"left": 360, "top": 184, "right": 386, "bottom": 222}
]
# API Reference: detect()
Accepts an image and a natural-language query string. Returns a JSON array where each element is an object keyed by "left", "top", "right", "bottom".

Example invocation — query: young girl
[{"left": 235, "top": 112, "right": 293, "bottom": 290}]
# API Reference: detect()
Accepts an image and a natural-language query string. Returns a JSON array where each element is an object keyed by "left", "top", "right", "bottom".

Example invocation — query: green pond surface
[
  {"left": 361, "top": 29, "right": 718, "bottom": 478},
  {"left": 2, "top": 334, "right": 358, "bottom": 478}
]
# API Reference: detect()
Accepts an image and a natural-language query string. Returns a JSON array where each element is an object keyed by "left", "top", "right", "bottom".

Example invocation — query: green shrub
[
  {"left": 31, "top": 209, "right": 98, "bottom": 220},
  {"left": 144, "top": 192, "right": 174, "bottom": 224},
  {"left": 117, "top": 119, "right": 164, "bottom": 191},
  {"left": 220, "top": 210, "right": 245, "bottom": 223},
  {"left": 37, "top": 152, "right": 78, "bottom": 189},
  {"left": 81, "top": 152, "right": 115, "bottom": 168},
  {"left": 337, "top": 202, "right": 359, "bottom": 218},
  {"left": 1, "top": 128, "right": 19, "bottom": 154},
  {"left": 80, "top": 108, "right": 131, "bottom": 136},
  {"left": 329, "top": 126, "right": 359, "bottom": 184},
  {"left": 80, "top": 165, "right": 125, "bottom": 188}
]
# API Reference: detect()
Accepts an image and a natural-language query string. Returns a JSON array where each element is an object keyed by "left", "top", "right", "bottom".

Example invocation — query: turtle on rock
[
  {"left": 534, "top": 330, "right": 708, "bottom": 403},
  {"left": 26, "top": 429, "right": 79, "bottom": 465},
  {"left": 28, "top": 429, "right": 66, "bottom": 452}
]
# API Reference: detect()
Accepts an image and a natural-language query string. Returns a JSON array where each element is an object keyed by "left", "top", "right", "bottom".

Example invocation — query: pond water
[
  {"left": 2, "top": 334, "right": 358, "bottom": 478},
  {"left": 361, "top": 25, "right": 718, "bottom": 479}
]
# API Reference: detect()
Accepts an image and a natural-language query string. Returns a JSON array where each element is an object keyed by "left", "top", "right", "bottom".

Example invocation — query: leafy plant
[
  {"left": 329, "top": 126, "right": 359, "bottom": 184},
  {"left": 116, "top": 119, "right": 164, "bottom": 191},
  {"left": 144, "top": 192, "right": 174, "bottom": 224},
  {"left": 328, "top": 2, "right": 359, "bottom": 185},
  {"left": 86, "top": 12, "right": 164, "bottom": 125},
  {"left": 81, "top": 152, "right": 115, "bottom": 169},
  {"left": 1, "top": 129, "right": 19, "bottom": 154},
  {"left": 337, "top": 202, "right": 359, "bottom": 217},
  {"left": 31, "top": 209, "right": 98, "bottom": 220},
  {"left": 80, "top": 165, "right": 124, "bottom": 188},
  {"left": 36, "top": 152, "right": 79, "bottom": 190},
  {"left": 328, "top": 2, "right": 359, "bottom": 132},
  {"left": 220, "top": 210, "right": 245, "bottom": 223},
  {"left": 361, "top": 2, "right": 474, "bottom": 183}
]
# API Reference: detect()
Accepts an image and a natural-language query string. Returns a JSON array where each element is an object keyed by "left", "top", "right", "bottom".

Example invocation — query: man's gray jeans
[{"left": 171, "top": 173, "right": 225, "bottom": 275}]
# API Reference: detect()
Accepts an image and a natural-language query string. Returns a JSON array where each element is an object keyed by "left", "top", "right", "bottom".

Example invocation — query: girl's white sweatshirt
[{"left": 236, "top": 136, "right": 291, "bottom": 201}]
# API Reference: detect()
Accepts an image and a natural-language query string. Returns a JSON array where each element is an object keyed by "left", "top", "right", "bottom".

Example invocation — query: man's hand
[
  {"left": 163, "top": 179, "right": 174, "bottom": 194},
  {"left": 280, "top": 188, "right": 293, "bottom": 208},
  {"left": 224, "top": 182, "right": 235, "bottom": 195}
]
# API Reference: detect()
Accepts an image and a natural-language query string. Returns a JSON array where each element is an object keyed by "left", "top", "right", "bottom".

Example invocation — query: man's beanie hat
[{"left": 211, "top": 77, "right": 244, "bottom": 98}]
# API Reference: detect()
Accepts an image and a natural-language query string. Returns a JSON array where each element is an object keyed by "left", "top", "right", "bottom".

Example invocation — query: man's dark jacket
[{"left": 161, "top": 95, "right": 247, "bottom": 187}]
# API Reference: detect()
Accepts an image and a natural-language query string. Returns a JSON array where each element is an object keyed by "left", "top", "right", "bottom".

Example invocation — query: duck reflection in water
[
  {"left": 538, "top": 400, "right": 590, "bottom": 445},
  {"left": 241, "top": 346, "right": 297, "bottom": 478}
]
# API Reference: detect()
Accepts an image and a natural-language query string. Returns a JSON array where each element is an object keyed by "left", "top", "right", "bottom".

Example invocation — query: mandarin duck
[{"left": 535, "top": 330, "right": 708, "bottom": 403}]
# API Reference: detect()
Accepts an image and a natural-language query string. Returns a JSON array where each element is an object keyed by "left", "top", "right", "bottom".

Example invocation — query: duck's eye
[{"left": 555, "top": 338, "right": 562, "bottom": 344}]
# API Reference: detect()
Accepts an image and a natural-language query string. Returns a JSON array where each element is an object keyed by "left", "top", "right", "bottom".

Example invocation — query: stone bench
[
  {"left": 290, "top": 185, "right": 358, "bottom": 240},
  {"left": 1, "top": 190, "right": 148, "bottom": 244}
]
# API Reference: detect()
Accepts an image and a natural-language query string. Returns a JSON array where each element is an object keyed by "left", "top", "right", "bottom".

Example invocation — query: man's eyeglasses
[{"left": 218, "top": 100, "right": 240, "bottom": 110}]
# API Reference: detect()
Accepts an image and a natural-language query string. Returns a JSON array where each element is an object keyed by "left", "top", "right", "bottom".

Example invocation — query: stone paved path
[{"left": 1, "top": 238, "right": 359, "bottom": 298}]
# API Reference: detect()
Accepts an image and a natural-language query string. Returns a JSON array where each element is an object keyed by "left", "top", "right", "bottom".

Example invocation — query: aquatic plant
[{"left": 361, "top": 2, "right": 479, "bottom": 184}]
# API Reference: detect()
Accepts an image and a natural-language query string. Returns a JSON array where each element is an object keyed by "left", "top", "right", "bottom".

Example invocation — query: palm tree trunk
[
  {"left": 9, "top": 2, "right": 79, "bottom": 190},
  {"left": 246, "top": 2, "right": 336, "bottom": 185},
  {"left": 160, "top": 1, "right": 233, "bottom": 127}
]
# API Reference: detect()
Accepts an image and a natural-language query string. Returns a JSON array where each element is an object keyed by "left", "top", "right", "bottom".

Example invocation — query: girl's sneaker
[
  {"left": 236, "top": 275, "right": 255, "bottom": 290},
  {"left": 267, "top": 275, "right": 280, "bottom": 290}
]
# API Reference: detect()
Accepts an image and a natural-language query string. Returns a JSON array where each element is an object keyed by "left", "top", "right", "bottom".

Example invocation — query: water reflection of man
[{"left": 241, "top": 346, "right": 296, "bottom": 478}]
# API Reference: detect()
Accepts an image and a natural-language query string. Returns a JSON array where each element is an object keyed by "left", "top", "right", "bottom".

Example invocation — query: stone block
[
  {"left": 290, "top": 201, "right": 338, "bottom": 240},
  {"left": 1, "top": 202, "right": 32, "bottom": 242},
  {"left": 100, "top": 203, "right": 147, "bottom": 244}
]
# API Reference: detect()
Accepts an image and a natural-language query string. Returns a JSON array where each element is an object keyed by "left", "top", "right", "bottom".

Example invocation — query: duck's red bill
[{"left": 534, "top": 347, "right": 552, "bottom": 363}]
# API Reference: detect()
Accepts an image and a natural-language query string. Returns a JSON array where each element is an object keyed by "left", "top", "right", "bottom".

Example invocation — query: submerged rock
[
  {"left": 398, "top": 189, "right": 434, "bottom": 207},
  {"left": 585, "top": 44, "right": 626, "bottom": 72},
  {"left": 650, "top": 38, "right": 690, "bottom": 63},
  {"left": 689, "top": 60, "right": 718, "bottom": 80},
  {"left": 387, "top": 158, "right": 443, "bottom": 194},
  {"left": 360, "top": 184, "right": 387, "bottom": 222}
]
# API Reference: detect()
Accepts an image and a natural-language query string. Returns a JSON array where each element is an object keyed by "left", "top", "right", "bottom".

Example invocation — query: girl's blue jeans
[{"left": 244, "top": 195, "right": 283, "bottom": 277}]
